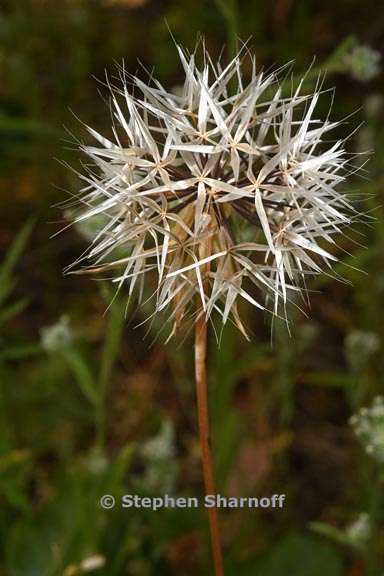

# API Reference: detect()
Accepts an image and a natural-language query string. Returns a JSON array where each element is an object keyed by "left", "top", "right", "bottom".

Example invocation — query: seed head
[{"left": 65, "top": 43, "right": 366, "bottom": 338}]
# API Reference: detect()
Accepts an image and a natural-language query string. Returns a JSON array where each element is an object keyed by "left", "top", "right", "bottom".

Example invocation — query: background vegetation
[{"left": 0, "top": 0, "right": 383, "bottom": 574}]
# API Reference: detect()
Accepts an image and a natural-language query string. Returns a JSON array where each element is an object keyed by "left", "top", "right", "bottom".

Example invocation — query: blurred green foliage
[{"left": 0, "top": 0, "right": 384, "bottom": 574}]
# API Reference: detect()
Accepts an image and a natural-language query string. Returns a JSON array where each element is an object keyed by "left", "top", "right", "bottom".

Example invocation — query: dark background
[{"left": 0, "top": 1, "right": 383, "bottom": 574}]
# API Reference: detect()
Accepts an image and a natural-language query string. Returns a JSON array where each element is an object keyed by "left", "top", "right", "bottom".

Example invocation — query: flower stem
[{"left": 195, "top": 313, "right": 224, "bottom": 576}]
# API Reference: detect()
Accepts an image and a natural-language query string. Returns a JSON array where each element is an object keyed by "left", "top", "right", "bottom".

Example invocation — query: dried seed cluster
[{"left": 66, "top": 44, "right": 365, "bottom": 338}]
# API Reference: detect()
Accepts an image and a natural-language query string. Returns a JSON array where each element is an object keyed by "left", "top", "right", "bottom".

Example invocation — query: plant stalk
[{"left": 195, "top": 313, "right": 224, "bottom": 576}]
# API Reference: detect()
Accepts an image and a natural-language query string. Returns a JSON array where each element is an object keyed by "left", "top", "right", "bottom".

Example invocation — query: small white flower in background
[
  {"left": 86, "top": 449, "right": 109, "bottom": 475},
  {"left": 343, "top": 45, "right": 381, "bottom": 82},
  {"left": 40, "top": 315, "right": 73, "bottom": 352},
  {"left": 344, "top": 330, "right": 380, "bottom": 372},
  {"left": 141, "top": 419, "right": 176, "bottom": 461},
  {"left": 350, "top": 396, "right": 384, "bottom": 463},
  {"left": 80, "top": 555, "right": 106, "bottom": 572},
  {"left": 140, "top": 419, "right": 177, "bottom": 492},
  {"left": 64, "top": 554, "right": 105, "bottom": 575},
  {"left": 345, "top": 512, "right": 370, "bottom": 548},
  {"left": 64, "top": 42, "right": 367, "bottom": 338}
]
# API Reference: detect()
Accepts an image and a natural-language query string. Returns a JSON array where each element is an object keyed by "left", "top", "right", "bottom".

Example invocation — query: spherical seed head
[{"left": 66, "top": 42, "right": 366, "bottom": 339}]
